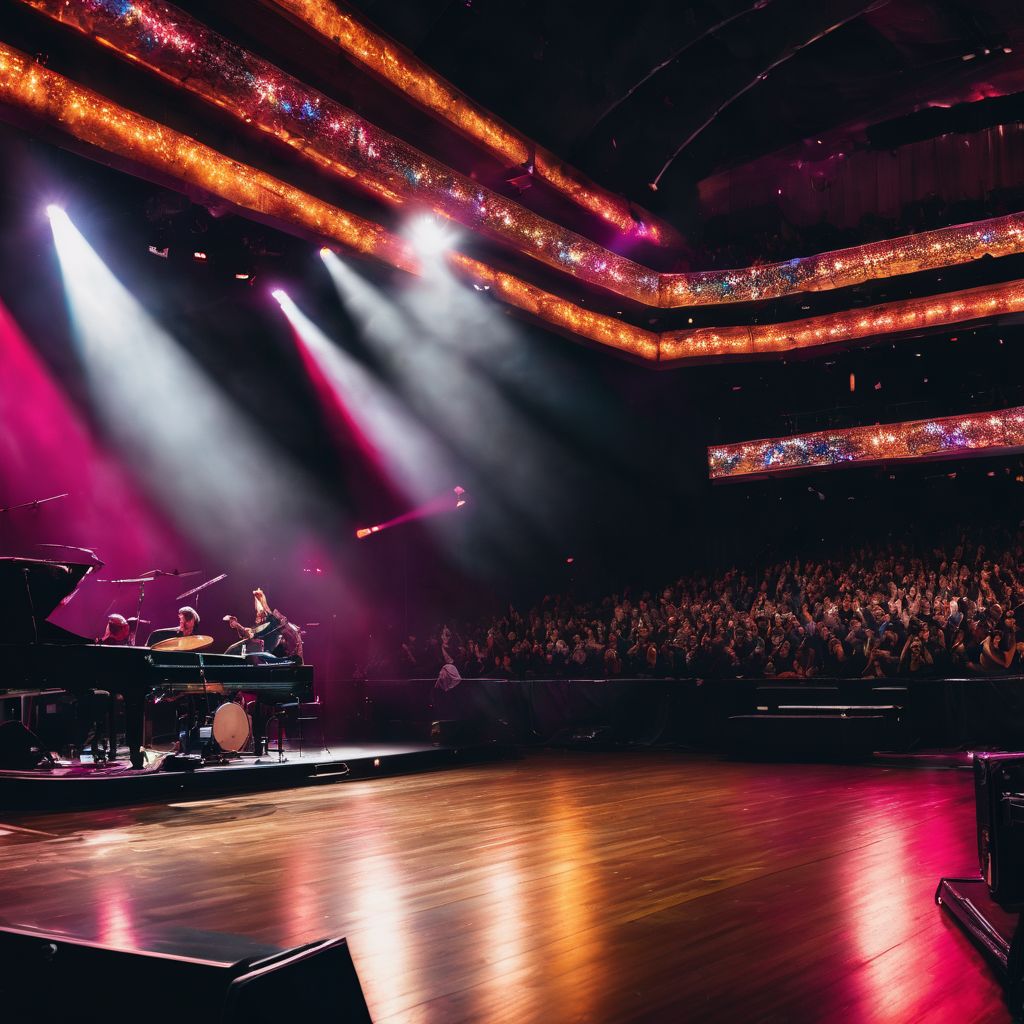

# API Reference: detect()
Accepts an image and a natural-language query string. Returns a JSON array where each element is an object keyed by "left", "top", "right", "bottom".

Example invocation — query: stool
[
  {"left": 264, "top": 697, "right": 330, "bottom": 761},
  {"left": 297, "top": 696, "right": 330, "bottom": 757}
]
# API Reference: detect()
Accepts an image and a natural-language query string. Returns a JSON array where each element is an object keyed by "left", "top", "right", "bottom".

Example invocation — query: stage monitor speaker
[
  {"left": 0, "top": 924, "right": 372, "bottom": 1023},
  {"left": 974, "top": 752, "right": 1024, "bottom": 904}
]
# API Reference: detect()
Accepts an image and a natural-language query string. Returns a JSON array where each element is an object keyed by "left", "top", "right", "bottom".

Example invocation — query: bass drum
[{"left": 211, "top": 701, "right": 250, "bottom": 753}]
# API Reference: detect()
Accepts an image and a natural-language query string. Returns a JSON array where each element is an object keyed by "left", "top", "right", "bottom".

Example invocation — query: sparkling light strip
[
  {"left": 0, "top": 44, "right": 418, "bottom": 272},
  {"left": 447, "top": 253, "right": 660, "bottom": 361},
  {"left": 260, "top": 0, "right": 674, "bottom": 242},
  {"left": 709, "top": 407, "right": 1024, "bottom": 480},
  {"left": 2, "top": 45, "right": 1023, "bottom": 365},
  {"left": 661, "top": 279, "right": 1024, "bottom": 361},
  {"left": 0, "top": 44, "right": 651, "bottom": 359},
  {"left": 662, "top": 214, "right": 1024, "bottom": 306},
  {"left": 21, "top": 0, "right": 1024, "bottom": 309},
  {"left": 23, "top": 0, "right": 661, "bottom": 305}
]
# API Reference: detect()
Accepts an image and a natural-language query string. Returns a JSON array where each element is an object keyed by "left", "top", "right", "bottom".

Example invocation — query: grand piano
[{"left": 0, "top": 558, "right": 313, "bottom": 768}]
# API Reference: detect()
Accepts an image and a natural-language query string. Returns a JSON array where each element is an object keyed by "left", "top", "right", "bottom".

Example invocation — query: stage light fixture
[
  {"left": 271, "top": 288, "right": 288, "bottom": 305},
  {"left": 410, "top": 216, "right": 453, "bottom": 257},
  {"left": 234, "top": 272, "right": 251, "bottom": 281},
  {"left": 192, "top": 250, "right": 207, "bottom": 261},
  {"left": 148, "top": 245, "right": 170, "bottom": 258}
]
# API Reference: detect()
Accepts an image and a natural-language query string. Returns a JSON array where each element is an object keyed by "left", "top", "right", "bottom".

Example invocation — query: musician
[
  {"left": 223, "top": 589, "right": 302, "bottom": 660},
  {"left": 224, "top": 614, "right": 264, "bottom": 656},
  {"left": 146, "top": 605, "right": 201, "bottom": 648},
  {"left": 100, "top": 613, "right": 130, "bottom": 645},
  {"left": 254, "top": 587, "right": 303, "bottom": 661}
]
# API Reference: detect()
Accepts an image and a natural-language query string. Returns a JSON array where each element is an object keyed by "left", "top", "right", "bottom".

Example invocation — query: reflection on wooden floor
[{"left": 0, "top": 752, "right": 1009, "bottom": 1023}]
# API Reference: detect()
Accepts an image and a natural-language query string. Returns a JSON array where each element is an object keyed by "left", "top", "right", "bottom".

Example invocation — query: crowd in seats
[{"left": 391, "top": 527, "right": 1024, "bottom": 681}]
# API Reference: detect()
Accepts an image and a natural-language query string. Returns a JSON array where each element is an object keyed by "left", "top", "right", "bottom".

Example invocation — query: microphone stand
[
  {"left": 0, "top": 492, "right": 69, "bottom": 513},
  {"left": 176, "top": 573, "right": 228, "bottom": 608},
  {"left": 130, "top": 579, "right": 147, "bottom": 647},
  {"left": 0, "top": 493, "right": 69, "bottom": 555}
]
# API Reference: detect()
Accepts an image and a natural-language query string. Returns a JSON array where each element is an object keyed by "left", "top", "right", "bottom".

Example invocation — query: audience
[{"left": 389, "top": 526, "right": 1024, "bottom": 681}]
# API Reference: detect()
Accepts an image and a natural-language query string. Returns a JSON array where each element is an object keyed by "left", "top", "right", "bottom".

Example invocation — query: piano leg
[
  {"left": 251, "top": 699, "right": 267, "bottom": 758},
  {"left": 124, "top": 690, "right": 145, "bottom": 770}
]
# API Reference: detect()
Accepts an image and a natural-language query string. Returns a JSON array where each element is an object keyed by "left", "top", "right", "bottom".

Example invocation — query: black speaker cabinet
[
  {"left": 0, "top": 924, "right": 372, "bottom": 1023},
  {"left": 975, "top": 752, "right": 1024, "bottom": 904}
]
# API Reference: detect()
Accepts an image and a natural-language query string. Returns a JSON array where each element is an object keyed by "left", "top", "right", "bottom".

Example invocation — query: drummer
[
  {"left": 146, "top": 605, "right": 201, "bottom": 648},
  {"left": 100, "top": 613, "right": 131, "bottom": 645}
]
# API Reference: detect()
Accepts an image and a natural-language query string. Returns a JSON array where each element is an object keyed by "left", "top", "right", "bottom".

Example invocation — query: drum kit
[
  {"left": 97, "top": 566, "right": 252, "bottom": 761},
  {"left": 14, "top": 518, "right": 295, "bottom": 766}
]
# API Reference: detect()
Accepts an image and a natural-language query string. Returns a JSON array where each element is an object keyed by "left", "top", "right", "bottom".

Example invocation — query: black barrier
[{"left": 345, "top": 675, "right": 1024, "bottom": 751}]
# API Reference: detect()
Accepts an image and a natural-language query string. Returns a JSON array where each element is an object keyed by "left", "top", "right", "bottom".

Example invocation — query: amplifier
[{"left": 975, "top": 752, "right": 1024, "bottom": 904}]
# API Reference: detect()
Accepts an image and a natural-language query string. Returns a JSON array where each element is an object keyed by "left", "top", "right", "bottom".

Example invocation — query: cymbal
[{"left": 150, "top": 634, "right": 214, "bottom": 653}]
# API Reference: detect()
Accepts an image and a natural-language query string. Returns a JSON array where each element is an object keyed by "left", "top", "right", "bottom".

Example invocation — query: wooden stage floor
[{"left": 0, "top": 751, "right": 1009, "bottom": 1023}]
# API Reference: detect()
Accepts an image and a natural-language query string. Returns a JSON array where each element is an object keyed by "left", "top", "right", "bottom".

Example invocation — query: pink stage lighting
[{"left": 355, "top": 487, "right": 469, "bottom": 539}]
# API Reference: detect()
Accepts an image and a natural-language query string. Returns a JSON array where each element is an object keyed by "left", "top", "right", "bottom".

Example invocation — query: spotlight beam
[
  {"left": 320, "top": 249, "right": 584, "bottom": 553},
  {"left": 48, "top": 208, "right": 322, "bottom": 559},
  {"left": 273, "top": 291, "right": 458, "bottom": 510}
]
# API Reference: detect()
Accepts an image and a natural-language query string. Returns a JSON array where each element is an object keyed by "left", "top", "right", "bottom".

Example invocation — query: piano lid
[{"left": 0, "top": 558, "right": 95, "bottom": 643}]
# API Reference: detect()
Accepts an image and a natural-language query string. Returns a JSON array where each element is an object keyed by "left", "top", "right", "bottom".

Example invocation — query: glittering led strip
[
  {"left": 661, "top": 215, "right": 1024, "bottom": 306},
  {"left": 20, "top": 0, "right": 1024, "bottom": 310},
  {"left": 22, "top": 0, "right": 662, "bottom": 306},
  {"left": 661, "top": 279, "right": 1024, "bottom": 362},
  {"left": 0, "top": 45, "right": 653, "bottom": 358},
  {"left": 3, "top": 45, "right": 1024, "bottom": 366},
  {"left": 0, "top": 44, "right": 417, "bottom": 270},
  {"left": 447, "top": 254, "right": 660, "bottom": 361},
  {"left": 259, "top": 0, "right": 674, "bottom": 243},
  {"left": 709, "top": 407, "right": 1024, "bottom": 480}
]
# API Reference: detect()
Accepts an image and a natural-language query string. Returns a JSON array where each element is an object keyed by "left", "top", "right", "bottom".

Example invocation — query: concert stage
[
  {"left": 0, "top": 751, "right": 1011, "bottom": 1023},
  {"left": 0, "top": 741, "right": 516, "bottom": 810}
]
